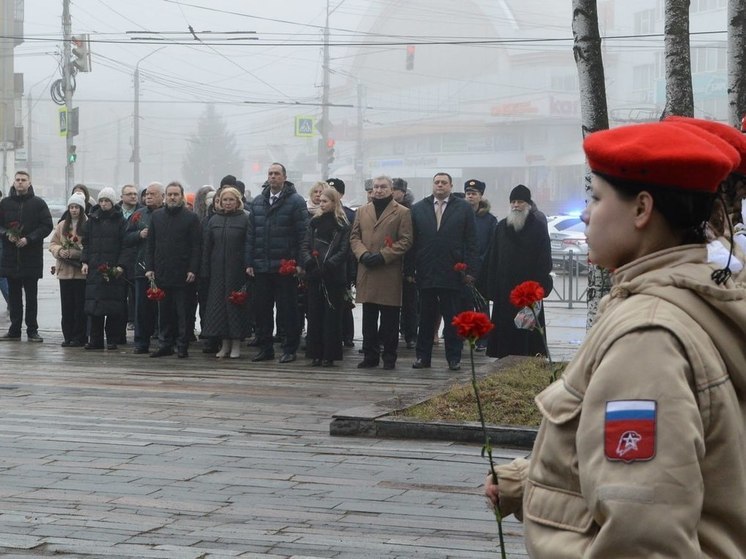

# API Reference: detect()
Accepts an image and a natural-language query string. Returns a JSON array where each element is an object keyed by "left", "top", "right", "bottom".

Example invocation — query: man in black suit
[{"left": 409, "top": 172, "right": 478, "bottom": 370}]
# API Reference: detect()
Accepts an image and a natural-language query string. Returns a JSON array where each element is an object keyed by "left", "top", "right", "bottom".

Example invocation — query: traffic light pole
[
  {"left": 321, "top": 0, "right": 330, "bottom": 179},
  {"left": 62, "top": 0, "right": 74, "bottom": 192}
]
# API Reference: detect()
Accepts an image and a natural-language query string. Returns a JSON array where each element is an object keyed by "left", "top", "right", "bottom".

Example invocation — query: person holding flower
[
  {"left": 485, "top": 121, "right": 746, "bottom": 557},
  {"left": 300, "top": 187, "right": 350, "bottom": 366},
  {"left": 81, "top": 188, "right": 129, "bottom": 350},
  {"left": 49, "top": 192, "right": 87, "bottom": 347},
  {"left": 201, "top": 187, "right": 251, "bottom": 359},
  {"left": 478, "top": 183, "right": 552, "bottom": 358},
  {"left": 0, "top": 170, "right": 53, "bottom": 342}
]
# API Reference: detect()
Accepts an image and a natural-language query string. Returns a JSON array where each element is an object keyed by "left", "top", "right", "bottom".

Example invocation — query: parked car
[{"left": 547, "top": 214, "right": 588, "bottom": 273}]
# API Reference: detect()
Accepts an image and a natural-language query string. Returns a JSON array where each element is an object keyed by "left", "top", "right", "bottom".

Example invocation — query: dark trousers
[
  {"left": 126, "top": 283, "right": 136, "bottom": 323},
  {"left": 342, "top": 304, "right": 354, "bottom": 344},
  {"left": 7, "top": 277, "right": 39, "bottom": 336},
  {"left": 254, "top": 273, "right": 300, "bottom": 354},
  {"left": 416, "top": 288, "right": 465, "bottom": 364},
  {"left": 362, "top": 303, "right": 400, "bottom": 365},
  {"left": 305, "top": 280, "right": 344, "bottom": 361},
  {"left": 59, "top": 279, "right": 86, "bottom": 343},
  {"left": 158, "top": 285, "right": 190, "bottom": 350},
  {"left": 400, "top": 279, "right": 418, "bottom": 343},
  {"left": 134, "top": 277, "right": 158, "bottom": 350},
  {"left": 88, "top": 314, "right": 123, "bottom": 346}
]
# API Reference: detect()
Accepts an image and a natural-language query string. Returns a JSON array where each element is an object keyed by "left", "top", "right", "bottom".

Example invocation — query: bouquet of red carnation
[
  {"left": 62, "top": 232, "right": 81, "bottom": 250},
  {"left": 278, "top": 258, "right": 297, "bottom": 276},
  {"left": 510, "top": 280, "right": 557, "bottom": 381},
  {"left": 309, "top": 250, "right": 333, "bottom": 308},
  {"left": 97, "top": 263, "right": 122, "bottom": 283},
  {"left": 453, "top": 262, "right": 487, "bottom": 309},
  {"left": 384, "top": 235, "right": 394, "bottom": 248},
  {"left": 227, "top": 283, "right": 249, "bottom": 305},
  {"left": 146, "top": 278, "right": 166, "bottom": 301},
  {"left": 6, "top": 221, "right": 22, "bottom": 240}
]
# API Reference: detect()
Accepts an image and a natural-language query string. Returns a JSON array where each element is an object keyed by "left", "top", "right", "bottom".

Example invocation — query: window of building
[
  {"left": 692, "top": 46, "right": 726, "bottom": 74},
  {"left": 691, "top": 0, "right": 726, "bottom": 13},
  {"left": 632, "top": 64, "right": 655, "bottom": 103},
  {"left": 634, "top": 9, "right": 655, "bottom": 35}
]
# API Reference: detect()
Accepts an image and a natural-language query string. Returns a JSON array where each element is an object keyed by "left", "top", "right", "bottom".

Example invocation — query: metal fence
[{"left": 546, "top": 250, "right": 587, "bottom": 308}]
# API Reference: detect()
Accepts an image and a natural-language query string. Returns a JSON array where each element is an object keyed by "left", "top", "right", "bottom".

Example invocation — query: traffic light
[
  {"left": 326, "top": 138, "right": 335, "bottom": 165},
  {"left": 67, "top": 144, "right": 77, "bottom": 164},
  {"left": 71, "top": 35, "right": 91, "bottom": 73},
  {"left": 406, "top": 45, "right": 415, "bottom": 71}
]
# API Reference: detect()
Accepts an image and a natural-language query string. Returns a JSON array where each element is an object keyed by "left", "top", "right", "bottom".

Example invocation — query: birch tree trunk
[
  {"left": 663, "top": 0, "right": 694, "bottom": 117},
  {"left": 572, "top": 0, "right": 611, "bottom": 328},
  {"left": 728, "top": 0, "right": 746, "bottom": 127}
]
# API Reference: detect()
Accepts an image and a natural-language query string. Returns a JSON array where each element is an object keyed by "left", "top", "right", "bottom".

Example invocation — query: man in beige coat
[{"left": 350, "top": 175, "right": 412, "bottom": 369}]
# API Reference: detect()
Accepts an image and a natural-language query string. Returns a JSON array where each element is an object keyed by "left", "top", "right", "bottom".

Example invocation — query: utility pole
[
  {"left": 133, "top": 63, "right": 140, "bottom": 187},
  {"left": 320, "top": 0, "right": 330, "bottom": 179},
  {"left": 26, "top": 91, "right": 32, "bottom": 172},
  {"left": 133, "top": 47, "right": 164, "bottom": 188},
  {"left": 62, "top": 0, "right": 74, "bottom": 192},
  {"left": 355, "top": 82, "right": 365, "bottom": 190}
]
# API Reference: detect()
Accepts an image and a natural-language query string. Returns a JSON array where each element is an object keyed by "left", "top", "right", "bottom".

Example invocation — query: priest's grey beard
[{"left": 507, "top": 207, "right": 529, "bottom": 231}]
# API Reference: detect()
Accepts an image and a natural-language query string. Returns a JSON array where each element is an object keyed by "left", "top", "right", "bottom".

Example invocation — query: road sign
[
  {"left": 295, "top": 116, "right": 315, "bottom": 137},
  {"left": 59, "top": 108, "right": 68, "bottom": 137}
]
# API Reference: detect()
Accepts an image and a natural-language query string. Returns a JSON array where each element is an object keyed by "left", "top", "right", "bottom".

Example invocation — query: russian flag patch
[{"left": 604, "top": 400, "right": 656, "bottom": 462}]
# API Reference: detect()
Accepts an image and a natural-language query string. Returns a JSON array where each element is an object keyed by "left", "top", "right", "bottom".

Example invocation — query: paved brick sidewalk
[{"left": 0, "top": 253, "right": 590, "bottom": 557}]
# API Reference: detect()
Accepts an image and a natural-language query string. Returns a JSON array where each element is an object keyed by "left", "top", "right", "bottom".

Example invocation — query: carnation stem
[
  {"left": 469, "top": 341, "right": 507, "bottom": 559},
  {"left": 530, "top": 307, "right": 557, "bottom": 381}
]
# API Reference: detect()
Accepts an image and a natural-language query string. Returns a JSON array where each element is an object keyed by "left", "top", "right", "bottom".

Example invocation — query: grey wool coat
[{"left": 349, "top": 199, "right": 413, "bottom": 307}]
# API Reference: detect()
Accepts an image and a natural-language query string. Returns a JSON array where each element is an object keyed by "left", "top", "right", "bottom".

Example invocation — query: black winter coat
[
  {"left": 82, "top": 205, "right": 128, "bottom": 317},
  {"left": 123, "top": 205, "right": 160, "bottom": 279},
  {"left": 145, "top": 204, "right": 201, "bottom": 287},
  {"left": 245, "top": 182, "right": 308, "bottom": 274},
  {"left": 201, "top": 210, "right": 251, "bottom": 339},
  {"left": 478, "top": 212, "right": 553, "bottom": 358},
  {"left": 410, "top": 195, "right": 478, "bottom": 291},
  {"left": 0, "top": 186, "right": 53, "bottom": 278},
  {"left": 300, "top": 212, "right": 350, "bottom": 286}
]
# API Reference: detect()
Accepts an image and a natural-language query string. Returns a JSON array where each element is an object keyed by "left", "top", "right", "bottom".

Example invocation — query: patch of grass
[{"left": 396, "top": 357, "right": 562, "bottom": 427}]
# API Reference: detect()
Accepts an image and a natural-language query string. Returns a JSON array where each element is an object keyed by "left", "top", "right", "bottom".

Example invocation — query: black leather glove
[{"left": 361, "top": 252, "right": 385, "bottom": 268}]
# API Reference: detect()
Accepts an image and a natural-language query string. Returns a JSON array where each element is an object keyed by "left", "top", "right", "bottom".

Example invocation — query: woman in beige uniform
[{"left": 486, "top": 121, "right": 746, "bottom": 558}]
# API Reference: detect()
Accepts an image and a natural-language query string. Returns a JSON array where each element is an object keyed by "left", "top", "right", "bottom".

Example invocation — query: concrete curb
[{"left": 330, "top": 355, "right": 539, "bottom": 450}]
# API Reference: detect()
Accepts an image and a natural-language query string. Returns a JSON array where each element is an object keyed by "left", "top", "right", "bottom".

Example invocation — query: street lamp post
[{"left": 133, "top": 48, "right": 165, "bottom": 188}]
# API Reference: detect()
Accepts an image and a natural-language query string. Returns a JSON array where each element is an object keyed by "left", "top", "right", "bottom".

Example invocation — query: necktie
[
  {"left": 270, "top": 195, "right": 278, "bottom": 205},
  {"left": 435, "top": 200, "right": 443, "bottom": 230}
]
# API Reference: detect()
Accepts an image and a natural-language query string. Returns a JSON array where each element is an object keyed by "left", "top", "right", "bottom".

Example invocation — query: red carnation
[
  {"left": 146, "top": 287, "right": 166, "bottom": 301},
  {"left": 131, "top": 212, "right": 141, "bottom": 224},
  {"left": 97, "top": 263, "right": 109, "bottom": 274},
  {"left": 384, "top": 235, "right": 393, "bottom": 248},
  {"left": 278, "top": 259, "right": 297, "bottom": 276},
  {"left": 510, "top": 281, "right": 545, "bottom": 308},
  {"left": 451, "top": 311, "right": 494, "bottom": 341},
  {"left": 227, "top": 290, "right": 248, "bottom": 305},
  {"left": 453, "top": 262, "right": 468, "bottom": 272},
  {"left": 311, "top": 250, "right": 320, "bottom": 258}
]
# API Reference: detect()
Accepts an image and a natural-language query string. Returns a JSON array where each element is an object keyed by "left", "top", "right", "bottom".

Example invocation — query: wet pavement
[{"left": 0, "top": 252, "right": 589, "bottom": 557}]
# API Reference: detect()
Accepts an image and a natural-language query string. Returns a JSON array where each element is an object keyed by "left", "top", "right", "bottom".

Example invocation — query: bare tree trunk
[
  {"left": 572, "top": 0, "right": 611, "bottom": 329},
  {"left": 664, "top": 0, "right": 694, "bottom": 117},
  {"left": 728, "top": 0, "right": 746, "bottom": 127}
]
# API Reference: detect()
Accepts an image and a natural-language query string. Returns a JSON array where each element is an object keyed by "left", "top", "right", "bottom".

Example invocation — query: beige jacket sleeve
[
  {"left": 576, "top": 329, "right": 704, "bottom": 557},
  {"left": 493, "top": 457, "right": 530, "bottom": 521}
]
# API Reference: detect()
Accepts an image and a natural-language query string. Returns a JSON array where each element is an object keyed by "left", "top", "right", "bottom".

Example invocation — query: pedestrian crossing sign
[{"left": 295, "top": 116, "right": 315, "bottom": 137}]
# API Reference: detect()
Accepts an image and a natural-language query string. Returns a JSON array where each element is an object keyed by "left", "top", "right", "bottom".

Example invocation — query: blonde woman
[
  {"left": 201, "top": 187, "right": 251, "bottom": 358},
  {"left": 300, "top": 187, "right": 350, "bottom": 366}
]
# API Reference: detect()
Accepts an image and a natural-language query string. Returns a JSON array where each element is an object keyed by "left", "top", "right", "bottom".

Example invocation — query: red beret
[
  {"left": 664, "top": 116, "right": 746, "bottom": 176},
  {"left": 583, "top": 122, "right": 736, "bottom": 193}
]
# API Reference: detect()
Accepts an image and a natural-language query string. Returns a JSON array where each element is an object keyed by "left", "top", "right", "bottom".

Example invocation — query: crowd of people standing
[{"left": 0, "top": 165, "right": 555, "bottom": 370}]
